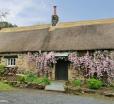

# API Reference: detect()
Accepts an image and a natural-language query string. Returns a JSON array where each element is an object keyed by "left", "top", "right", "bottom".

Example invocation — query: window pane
[
  {"left": 14, "top": 59, "right": 16, "bottom": 65},
  {"left": 8, "top": 59, "right": 10, "bottom": 65},
  {"left": 7, "top": 58, "right": 16, "bottom": 65}
]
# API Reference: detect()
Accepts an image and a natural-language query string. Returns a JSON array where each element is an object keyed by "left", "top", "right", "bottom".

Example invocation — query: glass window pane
[{"left": 7, "top": 58, "right": 16, "bottom": 65}]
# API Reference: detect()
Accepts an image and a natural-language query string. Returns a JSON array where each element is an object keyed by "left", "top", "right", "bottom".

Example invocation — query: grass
[{"left": 0, "top": 82, "right": 13, "bottom": 91}]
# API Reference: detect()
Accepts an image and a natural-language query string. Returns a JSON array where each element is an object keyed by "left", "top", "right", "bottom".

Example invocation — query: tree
[
  {"left": 0, "top": 21, "right": 17, "bottom": 29},
  {"left": 0, "top": 9, "right": 17, "bottom": 29}
]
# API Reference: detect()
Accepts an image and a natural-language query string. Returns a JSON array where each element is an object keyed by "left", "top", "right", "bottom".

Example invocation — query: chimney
[
  {"left": 53, "top": 6, "right": 57, "bottom": 15},
  {"left": 52, "top": 6, "right": 59, "bottom": 26}
]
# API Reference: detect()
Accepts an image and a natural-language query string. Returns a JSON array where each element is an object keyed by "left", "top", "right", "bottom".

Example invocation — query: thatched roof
[{"left": 0, "top": 18, "right": 114, "bottom": 52}]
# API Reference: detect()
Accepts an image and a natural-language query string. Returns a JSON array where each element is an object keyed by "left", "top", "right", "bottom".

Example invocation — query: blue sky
[{"left": 0, "top": 0, "right": 114, "bottom": 26}]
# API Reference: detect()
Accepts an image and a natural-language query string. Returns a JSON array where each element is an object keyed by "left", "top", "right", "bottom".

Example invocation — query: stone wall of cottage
[
  {"left": 110, "top": 51, "right": 114, "bottom": 60},
  {"left": 16, "top": 54, "right": 38, "bottom": 73},
  {"left": 16, "top": 54, "right": 29, "bottom": 72},
  {"left": 0, "top": 57, "right": 6, "bottom": 65},
  {"left": 68, "top": 64, "right": 84, "bottom": 80},
  {"left": 0, "top": 53, "right": 37, "bottom": 73},
  {"left": 0, "top": 50, "right": 114, "bottom": 80}
]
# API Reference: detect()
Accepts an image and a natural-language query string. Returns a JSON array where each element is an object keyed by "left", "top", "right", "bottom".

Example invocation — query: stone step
[{"left": 45, "top": 81, "right": 65, "bottom": 92}]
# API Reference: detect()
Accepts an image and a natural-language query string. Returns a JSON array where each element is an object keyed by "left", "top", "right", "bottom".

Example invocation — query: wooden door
[{"left": 55, "top": 59, "right": 68, "bottom": 80}]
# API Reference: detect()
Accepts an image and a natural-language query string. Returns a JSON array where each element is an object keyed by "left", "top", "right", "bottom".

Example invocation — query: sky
[{"left": 0, "top": 0, "right": 114, "bottom": 26}]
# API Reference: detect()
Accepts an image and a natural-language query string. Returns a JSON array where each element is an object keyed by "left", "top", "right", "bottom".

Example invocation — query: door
[{"left": 55, "top": 59, "right": 68, "bottom": 80}]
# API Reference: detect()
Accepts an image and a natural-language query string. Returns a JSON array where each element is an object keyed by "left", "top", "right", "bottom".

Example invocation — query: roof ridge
[
  {"left": 56, "top": 18, "right": 114, "bottom": 29},
  {"left": 0, "top": 24, "right": 50, "bottom": 32},
  {"left": 0, "top": 18, "right": 114, "bottom": 32}
]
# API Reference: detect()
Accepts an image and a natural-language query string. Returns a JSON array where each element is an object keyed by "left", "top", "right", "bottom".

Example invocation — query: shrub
[
  {"left": 25, "top": 73, "right": 37, "bottom": 83},
  {"left": 72, "top": 79, "right": 81, "bottom": 87},
  {"left": 17, "top": 72, "right": 50, "bottom": 86},
  {"left": 39, "top": 77, "right": 50, "bottom": 85},
  {"left": 17, "top": 74, "right": 26, "bottom": 84},
  {"left": 87, "top": 78, "right": 103, "bottom": 89},
  {"left": 0, "top": 64, "right": 5, "bottom": 76},
  {"left": 24, "top": 73, "right": 50, "bottom": 85},
  {"left": 32, "top": 77, "right": 50, "bottom": 85}
]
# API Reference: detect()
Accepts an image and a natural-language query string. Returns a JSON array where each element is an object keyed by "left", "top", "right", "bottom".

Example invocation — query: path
[
  {"left": 45, "top": 81, "right": 65, "bottom": 92},
  {"left": 0, "top": 89, "right": 114, "bottom": 104}
]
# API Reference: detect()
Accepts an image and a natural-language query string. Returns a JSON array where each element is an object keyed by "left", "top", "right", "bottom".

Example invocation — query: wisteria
[
  {"left": 68, "top": 51, "right": 114, "bottom": 85},
  {"left": 28, "top": 50, "right": 114, "bottom": 84},
  {"left": 28, "top": 52, "right": 56, "bottom": 77}
]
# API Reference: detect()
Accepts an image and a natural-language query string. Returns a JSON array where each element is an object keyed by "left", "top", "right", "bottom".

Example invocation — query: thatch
[
  {"left": 0, "top": 24, "right": 50, "bottom": 32},
  {"left": 0, "top": 29, "right": 49, "bottom": 52},
  {"left": 0, "top": 18, "right": 114, "bottom": 52}
]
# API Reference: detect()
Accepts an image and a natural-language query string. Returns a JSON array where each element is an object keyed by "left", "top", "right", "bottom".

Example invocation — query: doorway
[{"left": 55, "top": 59, "right": 68, "bottom": 80}]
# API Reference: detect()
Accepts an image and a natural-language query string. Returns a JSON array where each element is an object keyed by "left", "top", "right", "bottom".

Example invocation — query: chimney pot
[
  {"left": 53, "top": 6, "right": 57, "bottom": 15},
  {"left": 52, "top": 5, "right": 59, "bottom": 26}
]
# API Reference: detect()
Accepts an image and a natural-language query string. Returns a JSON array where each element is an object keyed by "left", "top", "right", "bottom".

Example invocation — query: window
[
  {"left": 0, "top": 57, "right": 1, "bottom": 64},
  {"left": 7, "top": 58, "right": 16, "bottom": 66}
]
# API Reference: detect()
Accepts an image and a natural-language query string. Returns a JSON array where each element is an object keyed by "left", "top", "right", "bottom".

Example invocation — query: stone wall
[
  {"left": 3, "top": 51, "right": 113, "bottom": 80},
  {"left": 0, "top": 57, "right": 6, "bottom": 65},
  {"left": 110, "top": 51, "right": 114, "bottom": 60},
  {"left": 16, "top": 54, "right": 29, "bottom": 72},
  {"left": 68, "top": 65, "right": 74, "bottom": 80},
  {"left": 0, "top": 53, "right": 37, "bottom": 73}
]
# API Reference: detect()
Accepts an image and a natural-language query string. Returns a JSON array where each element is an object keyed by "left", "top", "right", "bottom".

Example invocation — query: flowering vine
[
  {"left": 68, "top": 51, "right": 114, "bottom": 85},
  {"left": 27, "top": 52, "right": 56, "bottom": 77},
  {"left": 27, "top": 50, "right": 114, "bottom": 84}
]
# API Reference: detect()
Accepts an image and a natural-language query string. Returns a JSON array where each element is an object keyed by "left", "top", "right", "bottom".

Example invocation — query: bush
[
  {"left": 31, "top": 77, "right": 50, "bottom": 85},
  {"left": 72, "top": 79, "right": 81, "bottom": 87},
  {"left": 17, "top": 74, "right": 27, "bottom": 84},
  {"left": 22, "top": 72, "right": 50, "bottom": 85},
  {"left": 25, "top": 72, "right": 37, "bottom": 83},
  {"left": 38, "top": 77, "right": 50, "bottom": 85},
  {"left": 87, "top": 78, "right": 103, "bottom": 89},
  {"left": 0, "top": 64, "right": 5, "bottom": 76}
]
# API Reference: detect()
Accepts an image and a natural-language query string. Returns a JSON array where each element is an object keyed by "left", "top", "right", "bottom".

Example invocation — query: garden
[
  {"left": 0, "top": 50, "right": 114, "bottom": 98},
  {"left": 0, "top": 64, "right": 50, "bottom": 90}
]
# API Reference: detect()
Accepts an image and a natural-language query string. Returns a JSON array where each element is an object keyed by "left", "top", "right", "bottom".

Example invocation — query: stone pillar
[
  {"left": 68, "top": 64, "right": 74, "bottom": 80},
  {"left": 52, "top": 65, "right": 55, "bottom": 80},
  {"left": 110, "top": 51, "right": 114, "bottom": 60}
]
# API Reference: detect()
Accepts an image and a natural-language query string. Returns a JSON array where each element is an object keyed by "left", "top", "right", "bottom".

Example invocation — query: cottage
[{"left": 0, "top": 6, "right": 114, "bottom": 80}]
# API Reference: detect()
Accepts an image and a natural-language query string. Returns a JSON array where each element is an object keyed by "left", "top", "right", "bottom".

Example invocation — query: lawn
[{"left": 0, "top": 82, "right": 13, "bottom": 91}]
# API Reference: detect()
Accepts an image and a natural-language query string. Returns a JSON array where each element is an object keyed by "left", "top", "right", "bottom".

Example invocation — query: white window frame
[{"left": 7, "top": 58, "right": 16, "bottom": 66}]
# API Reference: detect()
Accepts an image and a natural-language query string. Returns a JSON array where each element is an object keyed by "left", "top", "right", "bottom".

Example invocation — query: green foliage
[
  {"left": 72, "top": 79, "right": 81, "bottom": 87},
  {"left": 0, "top": 64, "right": 5, "bottom": 69},
  {"left": 17, "top": 73, "right": 50, "bottom": 85},
  {"left": 0, "top": 82, "right": 12, "bottom": 90},
  {"left": 0, "top": 21, "right": 17, "bottom": 29},
  {"left": 29, "top": 77, "right": 50, "bottom": 85},
  {"left": 87, "top": 78, "right": 103, "bottom": 89},
  {"left": 0, "top": 64, "right": 5, "bottom": 76},
  {"left": 25, "top": 73, "right": 37, "bottom": 83},
  {"left": 17, "top": 74, "right": 26, "bottom": 84},
  {"left": 38, "top": 77, "right": 50, "bottom": 85}
]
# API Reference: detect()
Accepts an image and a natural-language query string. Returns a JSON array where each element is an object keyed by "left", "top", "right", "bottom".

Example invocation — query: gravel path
[{"left": 0, "top": 89, "right": 114, "bottom": 104}]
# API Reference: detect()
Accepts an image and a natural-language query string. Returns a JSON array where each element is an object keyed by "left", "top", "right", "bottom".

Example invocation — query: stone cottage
[
  {"left": 0, "top": 18, "right": 114, "bottom": 80},
  {"left": 0, "top": 6, "right": 114, "bottom": 80}
]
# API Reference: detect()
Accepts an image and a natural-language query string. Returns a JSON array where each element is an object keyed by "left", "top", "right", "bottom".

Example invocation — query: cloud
[{"left": 0, "top": 0, "right": 52, "bottom": 26}]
